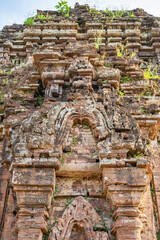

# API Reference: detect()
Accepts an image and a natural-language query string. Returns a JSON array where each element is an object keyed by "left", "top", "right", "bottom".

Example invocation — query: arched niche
[
  {"left": 49, "top": 196, "right": 109, "bottom": 240},
  {"left": 54, "top": 104, "right": 110, "bottom": 148},
  {"left": 54, "top": 104, "right": 111, "bottom": 165}
]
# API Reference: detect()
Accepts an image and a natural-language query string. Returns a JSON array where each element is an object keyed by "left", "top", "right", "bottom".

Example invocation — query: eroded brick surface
[{"left": 0, "top": 4, "right": 160, "bottom": 240}]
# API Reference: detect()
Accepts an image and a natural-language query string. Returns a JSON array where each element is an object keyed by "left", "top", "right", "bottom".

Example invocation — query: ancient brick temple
[{"left": 0, "top": 3, "right": 160, "bottom": 240}]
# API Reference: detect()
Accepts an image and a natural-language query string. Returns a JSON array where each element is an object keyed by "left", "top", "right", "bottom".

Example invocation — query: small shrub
[
  {"left": 72, "top": 136, "right": 77, "bottom": 144},
  {"left": 94, "top": 30, "right": 103, "bottom": 49},
  {"left": 82, "top": 122, "right": 90, "bottom": 129},
  {"left": 0, "top": 91, "right": 4, "bottom": 103},
  {"left": 156, "top": 232, "right": 160, "bottom": 240},
  {"left": 150, "top": 187, "right": 155, "bottom": 196},
  {"left": 55, "top": 0, "right": 71, "bottom": 17},
  {"left": 127, "top": 11, "right": 135, "bottom": 17},
  {"left": 105, "top": 62, "right": 113, "bottom": 68},
  {"left": 52, "top": 185, "right": 61, "bottom": 203},
  {"left": 133, "top": 152, "right": 144, "bottom": 159},
  {"left": 37, "top": 95, "right": 43, "bottom": 106},
  {"left": 66, "top": 197, "right": 72, "bottom": 206},
  {"left": 117, "top": 87, "right": 124, "bottom": 97},
  {"left": 37, "top": 13, "right": 47, "bottom": 20},
  {"left": 60, "top": 156, "right": 65, "bottom": 166},
  {"left": 120, "top": 76, "right": 131, "bottom": 83},
  {"left": 139, "top": 107, "right": 144, "bottom": 113},
  {"left": 144, "top": 67, "right": 159, "bottom": 80},
  {"left": 24, "top": 17, "right": 35, "bottom": 25},
  {"left": 95, "top": 207, "right": 100, "bottom": 212},
  {"left": 116, "top": 44, "right": 136, "bottom": 58}
]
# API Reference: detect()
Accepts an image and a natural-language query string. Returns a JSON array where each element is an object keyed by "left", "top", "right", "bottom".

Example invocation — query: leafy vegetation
[
  {"left": 116, "top": 44, "right": 136, "bottom": 58},
  {"left": 24, "top": 13, "right": 53, "bottom": 25},
  {"left": 139, "top": 107, "right": 144, "bottom": 113},
  {"left": 72, "top": 136, "right": 78, "bottom": 144},
  {"left": 120, "top": 76, "right": 131, "bottom": 83},
  {"left": 52, "top": 185, "right": 61, "bottom": 203},
  {"left": 156, "top": 232, "right": 160, "bottom": 240},
  {"left": 0, "top": 91, "right": 4, "bottom": 103},
  {"left": 103, "top": 8, "right": 135, "bottom": 19},
  {"left": 94, "top": 30, "right": 103, "bottom": 49},
  {"left": 66, "top": 197, "right": 72, "bottom": 206},
  {"left": 37, "top": 95, "right": 44, "bottom": 106},
  {"left": 117, "top": 87, "right": 124, "bottom": 97},
  {"left": 55, "top": 0, "right": 71, "bottom": 17},
  {"left": 60, "top": 156, "right": 65, "bottom": 166},
  {"left": 24, "top": 17, "right": 35, "bottom": 25},
  {"left": 133, "top": 152, "right": 144, "bottom": 159},
  {"left": 42, "top": 226, "right": 51, "bottom": 240},
  {"left": 105, "top": 62, "right": 113, "bottom": 68},
  {"left": 82, "top": 121, "right": 90, "bottom": 129},
  {"left": 144, "top": 67, "right": 159, "bottom": 80},
  {"left": 150, "top": 187, "right": 155, "bottom": 196},
  {"left": 86, "top": 5, "right": 135, "bottom": 19}
]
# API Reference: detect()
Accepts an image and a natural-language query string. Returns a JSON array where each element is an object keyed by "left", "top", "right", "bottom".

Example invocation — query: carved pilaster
[
  {"left": 12, "top": 167, "right": 55, "bottom": 240},
  {"left": 103, "top": 166, "right": 150, "bottom": 240}
]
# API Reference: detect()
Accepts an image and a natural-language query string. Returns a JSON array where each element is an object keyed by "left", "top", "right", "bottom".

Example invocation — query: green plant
[
  {"left": 0, "top": 91, "right": 4, "bottom": 103},
  {"left": 102, "top": 80, "right": 108, "bottom": 83},
  {"left": 150, "top": 187, "right": 155, "bottom": 196},
  {"left": 65, "top": 71, "right": 69, "bottom": 77},
  {"left": 95, "top": 207, "right": 100, "bottom": 212},
  {"left": 133, "top": 152, "right": 144, "bottom": 159},
  {"left": 82, "top": 122, "right": 90, "bottom": 129},
  {"left": 100, "top": 188, "right": 103, "bottom": 194},
  {"left": 6, "top": 70, "right": 12, "bottom": 74},
  {"left": 139, "top": 107, "right": 144, "bottom": 113},
  {"left": 66, "top": 197, "right": 72, "bottom": 206},
  {"left": 104, "top": 8, "right": 135, "bottom": 19},
  {"left": 60, "top": 156, "right": 65, "bottom": 166},
  {"left": 54, "top": 217, "right": 58, "bottom": 226},
  {"left": 67, "top": 151, "right": 75, "bottom": 156},
  {"left": 13, "top": 79, "right": 18, "bottom": 84},
  {"left": 42, "top": 233, "right": 49, "bottom": 240},
  {"left": 144, "top": 67, "right": 159, "bottom": 80},
  {"left": 3, "top": 79, "right": 9, "bottom": 84},
  {"left": 105, "top": 62, "right": 113, "bottom": 68},
  {"left": 94, "top": 30, "right": 103, "bottom": 49},
  {"left": 157, "top": 232, "right": 160, "bottom": 240},
  {"left": 42, "top": 226, "right": 51, "bottom": 240},
  {"left": 24, "top": 17, "right": 35, "bottom": 25},
  {"left": 117, "top": 87, "right": 124, "bottom": 97},
  {"left": 86, "top": 5, "right": 101, "bottom": 15},
  {"left": 55, "top": 0, "right": 71, "bottom": 17},
  {"left": 143, "top": 87, "right": 152, "bottom": 97},
  {"left": 37, "top": 95, "right": 43, "bottom": 106},
  {"left": 52, "top": 185, "right": 61, "bottom": 203},
  {"left": 127, "top": 11, "right": 135, "bottom": 17},
  {"left": 37, "top": 13, "right": 47, "bottom": 20},
  {"left": 116, "top": 44, "right": 136, "bottom": 58},
  {"left": 72, "top": 136, "right": 77, "bottom": 144},
  {"left": 154, "top": 211, "right": 157, "bottom": 221},
  {"left": 120, "top": 76, "right": 131, "bottom": 83},
  {"left": 109, "top": 212, "right": 113, "bottom": 218}
]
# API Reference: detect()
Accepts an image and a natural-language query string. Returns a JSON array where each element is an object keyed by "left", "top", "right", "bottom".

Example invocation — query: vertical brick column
[
  {"left": 103, "top": 167, "right": 150, "bottom": 240},
  {"left": 12, "top": 167, "right": 55, "bottom": 240}
]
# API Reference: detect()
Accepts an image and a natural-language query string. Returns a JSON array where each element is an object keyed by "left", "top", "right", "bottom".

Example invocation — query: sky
[{"left": 0, "top": 0, "right": 160, "bottom": 30}]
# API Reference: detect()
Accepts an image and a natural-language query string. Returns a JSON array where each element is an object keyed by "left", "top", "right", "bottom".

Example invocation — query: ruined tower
[{"left": 0, "top": 4, "right": 160, "bottom": 240}]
